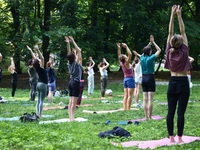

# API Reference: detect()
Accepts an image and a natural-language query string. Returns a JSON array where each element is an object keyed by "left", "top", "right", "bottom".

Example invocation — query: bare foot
[
  {"left": 169, "top": 136, "right": 176, "bottom": 143},
  {"left": 178, "top": 136, "right": 184, "bottom": 143}
]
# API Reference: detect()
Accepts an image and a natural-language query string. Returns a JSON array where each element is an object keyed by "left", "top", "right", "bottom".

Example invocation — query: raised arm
[
  {"left": 26, "top": 45, "right": 36, "bottom": 60},
  {"left": 11, "top": 57, "right": 15, "bottom": 69},
  {"left": 89, "top": 57, "right": 95, "bottom": 68},
  {"left": 132, "top": 53, "right": 138, "bottom": 68},
  {"left": 167, "top": 5, "right": 177, "bottom": 44},
  {"left": 34, "top": 45, "right": 44, "bottom": 68},
  {"left": 102, "top": 58, "right": 109, "bottom": 71},
  {"left": 116, "top": 43, "right": 121, "bottom": 62},
  {"left": 188, "top": 56, "right": 194, "bottom": 64},
  {"left": 133, "top": 51, "right": 141, "bottom": 57},
  {"left": 65, "top": 36, "right": 71, "bottom": 53},
  {"left": 0, "top": 53, "right": 2, "bottom": 62},
  {"left": 177, "top": 5, "right": 188, "bottom": 46},
  {"left": 150, "top": 35, "right": 161, "bottom": 57},
  {"left": 69, "top": 36, "right": 81, "bottom": 52},
  {"left": 122, "top": 43, "right": 132, "bottom": 65}
]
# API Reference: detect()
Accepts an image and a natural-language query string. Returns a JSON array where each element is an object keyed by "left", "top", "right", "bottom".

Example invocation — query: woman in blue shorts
[
  {"left": 117, "top": 42, "right": 135, "bottom": 110},
  {"left": 134, "top": 35, "right": 161, "bottom": 119},
  {"left": 46, "top": 54, "right": 56, "bottom": 104}
]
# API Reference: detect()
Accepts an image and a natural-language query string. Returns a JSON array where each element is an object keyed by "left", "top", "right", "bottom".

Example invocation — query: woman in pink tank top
[
  {"left": 117, "top": 43, "right": 135, "bottom": 110},
  {"left": 165, "top": 5, "right": 192, "bottom": 143}
]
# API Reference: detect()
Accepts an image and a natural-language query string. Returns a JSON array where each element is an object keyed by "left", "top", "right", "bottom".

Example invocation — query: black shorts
[
  {"left": 142, "top": 74, "right": 155, "bottom": 92},
  {"left": 68, "top": 79, "right": 80, "bottom": 97}
]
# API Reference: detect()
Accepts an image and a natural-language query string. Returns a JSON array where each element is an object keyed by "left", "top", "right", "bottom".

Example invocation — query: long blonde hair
[{"left": 170, "top": 34, "right": 183, "bottom": 53}]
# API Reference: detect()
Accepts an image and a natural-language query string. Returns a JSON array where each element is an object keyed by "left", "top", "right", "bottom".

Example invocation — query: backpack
[{"left": 19, "top": 112, "right": 39, "bottom": 123}]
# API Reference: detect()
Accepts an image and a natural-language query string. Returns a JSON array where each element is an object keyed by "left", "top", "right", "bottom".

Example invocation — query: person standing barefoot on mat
[
  {"left": 65, "top": 36, "right": 81, "bottom": 121},
  {"left": 28, "top": 45, "right": 47, "bottom": 118},
  {"left": 134, "top": 35, "right": 161, "bottom": 119},
  {"left": 46, "top": 54, "right": 56, "bottom": 104},
  {"left": 65, "top": 36, "right": 85, "bottom": 106},
  {"left": 98, "top": 58, "right": 109, "bottom": 99},
  {"left": 86, "top": 57, "right": 95, "bottom": 96},
  {"left": 117, "top": 42, "right": 135, "bottom": 110},
  {"left": 165, "top": 5, "right": 192, "bottom": 143}
]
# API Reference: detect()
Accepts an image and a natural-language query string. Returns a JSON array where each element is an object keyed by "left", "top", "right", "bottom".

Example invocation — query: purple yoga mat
[
  {"left": 129, "top": 115, "right": 164, "bottom": 122},
  {"left": 111, "top": 135, "right": 200, "bottom": 149}
]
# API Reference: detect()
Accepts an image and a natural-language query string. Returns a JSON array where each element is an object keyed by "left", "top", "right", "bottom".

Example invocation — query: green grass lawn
[{"left": 0, "top": 82, "right": 200, "bottom": 149}]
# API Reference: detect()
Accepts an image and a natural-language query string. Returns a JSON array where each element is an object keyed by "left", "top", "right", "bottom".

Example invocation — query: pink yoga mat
[
  {"left": 129, "top": 115, "right": 164, "bottom": 122},
  {"left": 111, "top": 135, "right": 200, "bottom": 149},
  {"left": 82, "top": 97, "right": 113, "bottom": 100},
  {"left": 43, "top": 104, "right": 94, "bottom": 110},
  {"left": 117, "top": 95, "right": 124, "bottom": 97},
  {"left": 83, "top": 108, "right": 139, "bottom": 114}
]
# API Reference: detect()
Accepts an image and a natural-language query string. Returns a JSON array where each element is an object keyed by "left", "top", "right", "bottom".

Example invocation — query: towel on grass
[
  {"left": 39, "top": 117, "right": 88, "bottom": 124},
  {"left": 111, "top": 135, "right": 200, "bottom": 149}
]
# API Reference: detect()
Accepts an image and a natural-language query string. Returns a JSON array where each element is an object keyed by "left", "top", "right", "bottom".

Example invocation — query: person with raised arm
[
  {"left": 132, "top": 53, "right": 142, "bottom": 105},
  {"left": 134, "top": 35, "right": 161, "bottom": 119},
  {"left": 28, "top": 45, "right": 47, "bottom": 118},
  {"left": 117, "top": 42, "right": 135, "bottom": 110},
  {"left": 164, "top": 5, "right": 192, "bottom": 143},
  {"left": 66, "top": 36, "right": 82, "bottom": 121},
  {"left": 86, "top": 57, "right": 95, "bottom": 96},
  {"left": 65, "top": 36, "right": 85, "bottom": 106},
  {"left": 46, "top": 54, "right": 56, "bottom": 104},
  {"left": 8, "top": 57, "right": 18, "bottom": 97},
  {"left": 98, "top": 58, "right": 109, "bottom": 98},
  {"left": 26, "top": 45, "right": 39, "bottom": 101}
]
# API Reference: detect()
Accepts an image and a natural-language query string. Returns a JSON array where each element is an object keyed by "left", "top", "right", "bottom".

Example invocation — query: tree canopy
[{"left": 1, "top": 0, "right": 200, "bottom": 73}]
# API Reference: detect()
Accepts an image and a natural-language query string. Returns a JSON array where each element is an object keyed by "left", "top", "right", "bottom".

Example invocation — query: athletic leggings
[
  {"left": 36, "top": 82, "right": 47, "bottom": 115},
  {"left": 167, "top": 76, "right": 190, "bottom": 136},
  {"left": 77, "top": 81, "right": 84, "bottom": 105},
  {"left": 101, "top": 76, "right": 107, "bottom": 97},
  {"left": 12, "top": 83, "right": 17, "bottom": 97},
  {"left": 29, "top": 78, "right": 38, "bottom": 101}
]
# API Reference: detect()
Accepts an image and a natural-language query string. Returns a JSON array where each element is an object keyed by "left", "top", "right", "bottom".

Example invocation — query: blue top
[
  {"left": 140, "top": 54, "right": 156, "bottom": 74},
  {"left": 46, "top": 67, "right": 55, "bottom": 83},
  {"left": 36, "top": 67, "right": 48, "bottom": 84}
]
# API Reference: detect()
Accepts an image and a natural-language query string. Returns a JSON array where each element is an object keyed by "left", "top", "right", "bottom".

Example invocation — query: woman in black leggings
[
  {"left": 8, "top": 57, "right": 18, "bottom": 97},
  {"left": 165, "top": 5, "right": 192, "bottom": 143}
]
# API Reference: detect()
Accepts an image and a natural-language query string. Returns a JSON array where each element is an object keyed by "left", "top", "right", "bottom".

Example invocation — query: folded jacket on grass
[
  {"left": 83, "top": 108, "right": 139, "bottom": 114},
  {"left": 111, "top": 135, "right": 200, "bottom": 149},
  {"left": 98, "top": 126, "right": 131, "bottom": 138},
  {"left": 39, "top": 117, "right": 88, "bottom": 124}
]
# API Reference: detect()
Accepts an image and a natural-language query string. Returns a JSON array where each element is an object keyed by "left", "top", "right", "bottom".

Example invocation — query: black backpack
[
  {"left": 19, "top": 112, "right": 39, "bottom": 123},
  {"left": 98, "top": 126, "right": 131, "bottom": 138}
]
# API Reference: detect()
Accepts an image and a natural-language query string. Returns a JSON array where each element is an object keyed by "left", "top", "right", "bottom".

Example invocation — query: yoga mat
[
  {"left": 157, "top": 101, "right": 193, "bottom": 106},
  {"left": 39, "top": 117, "right": 88, "bottom": 124},
  {"left": 0, "top": 117, "right": 19, "bottom": 121},
  {"left": 111, "top": 135, "right": 200, "bottom": 149},
  {"left": 83, "top": 108, "right": 139, "bottom": 114},
  {"left": 43, "top": 107, "right": 64, "bottom": 110},
  {"left": 82, "top": 97, "right": 113, "bottom": 100},
  {"left": 117, "top": 95, "right": 124, "bottom": 97},
  {"left": 42, "top": 115, "right": 54, "bottom": 118},
  {"left": 20, "top": 104, "right": 34, "bottom": 106},
  {"left": 0, "top": 100, "right": 7, "bottom": 103},
  {"left": 129, "top": 115, "right": 164, "bottom": 122},
  {"left": 101, "top": 100, "right": 123, "bottom": 104},
  {"left": 79, "top": 104, "right": 94, "bottom": 107}
]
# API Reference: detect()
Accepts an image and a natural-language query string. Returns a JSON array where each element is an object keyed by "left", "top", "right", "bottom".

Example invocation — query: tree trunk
[{"left": 42, "top": 0, "right": 50, "bottom": 68}]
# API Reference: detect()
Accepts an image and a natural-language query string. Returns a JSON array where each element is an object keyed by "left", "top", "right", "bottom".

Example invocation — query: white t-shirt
[
  {"left": 99, "top": 67, "right": 108, "bottom": 76},
  {"left": 134, "top": 63, "right": 142, "bottom": 78},
  {"left": 87, "top": 67, "right": 94, "bottom": 76}
]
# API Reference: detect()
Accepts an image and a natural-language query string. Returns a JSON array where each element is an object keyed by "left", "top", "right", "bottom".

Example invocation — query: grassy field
[{"left": 0, "top": 81, "right": 200, "bottom": 149}]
